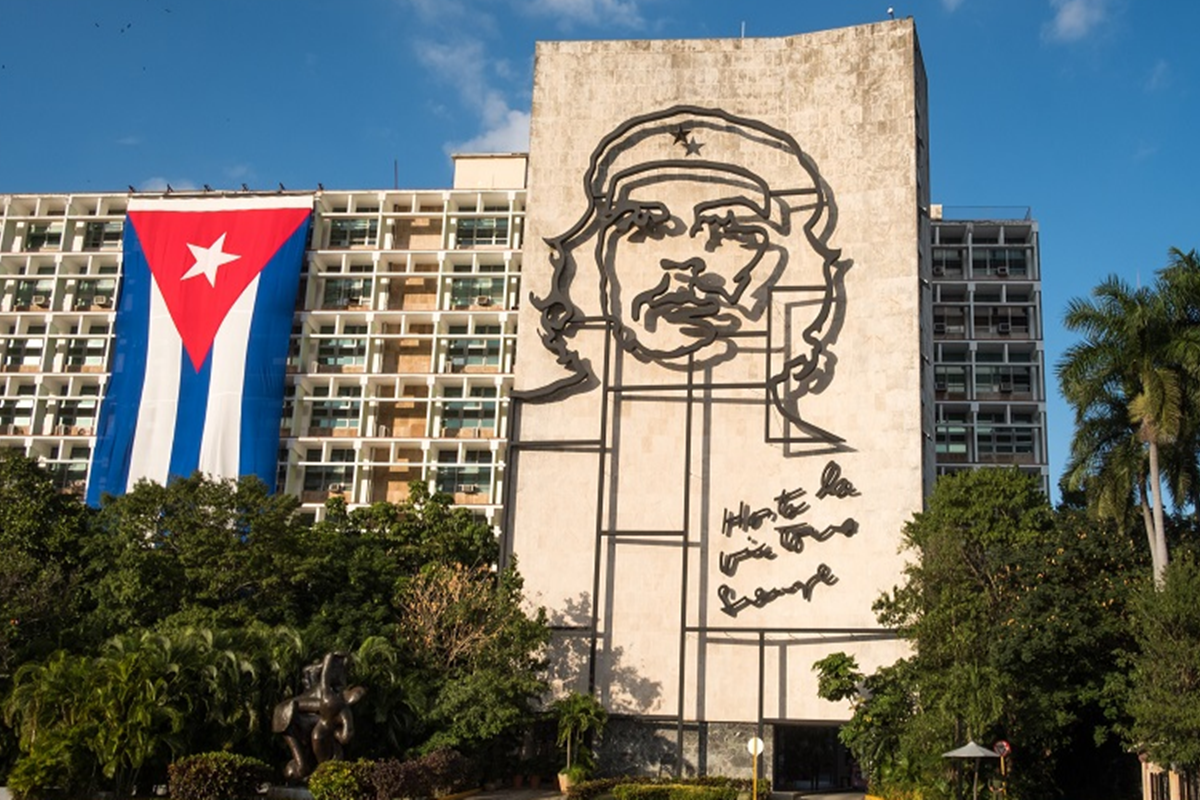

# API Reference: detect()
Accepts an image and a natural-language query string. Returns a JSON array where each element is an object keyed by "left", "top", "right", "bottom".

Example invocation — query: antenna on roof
[
  {"left": 740, "top": 21, "right": 745, "bottom": 38},
  {"left": 888, "top": 6, "right": 895, "bottom": 18}
]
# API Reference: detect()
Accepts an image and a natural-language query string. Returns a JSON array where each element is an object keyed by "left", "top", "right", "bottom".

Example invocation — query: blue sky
[{"left": 2, "top": 0, "right": 1198, "bottom": 501}]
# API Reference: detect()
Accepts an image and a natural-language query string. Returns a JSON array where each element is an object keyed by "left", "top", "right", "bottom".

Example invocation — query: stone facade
[{"left": 505, "top": 20, "right": 930, "bottom": 777}]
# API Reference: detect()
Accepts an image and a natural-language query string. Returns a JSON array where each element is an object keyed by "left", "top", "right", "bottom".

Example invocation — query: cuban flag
[{"left": 87, "top": 196, "right": 312, "bottom": 505}]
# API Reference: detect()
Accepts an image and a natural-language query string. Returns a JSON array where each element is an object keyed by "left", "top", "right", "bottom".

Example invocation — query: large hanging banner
[{"left": 87, "top": 196, "right": 312, "bottom": 505}]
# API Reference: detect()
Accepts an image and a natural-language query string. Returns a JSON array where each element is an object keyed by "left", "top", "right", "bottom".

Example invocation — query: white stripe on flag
[
  {"left": 197, "top": 275, "right": 258, "bottom": 477},
  {"left": 127, "top": 278, "right": 182, "bottom": 490}
]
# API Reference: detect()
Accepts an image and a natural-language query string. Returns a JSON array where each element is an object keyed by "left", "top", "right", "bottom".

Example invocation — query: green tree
[
  {"left": 1058, "top": 251, "right": 1200, "bottom": 584},
  {"left": 1129, "top": 554, "right": 1200, "bottom": 770},
  {"left": 398, "top": 561, "right": 549, "bottom": 753},
  {"left": 817, "top": 470, "right": 1143, "bottom": 799}
]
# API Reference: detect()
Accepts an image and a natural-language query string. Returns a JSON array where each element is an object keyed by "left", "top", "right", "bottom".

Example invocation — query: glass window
[
  {"left": 435, "top": 449, "right": 492, "bottom": 493},
  {"left": 328, "top": 218, "right": 378, "bottom": 248},
  {"left": 441, "top": 386, "right": 498, "bottom": 430},
  {"left": 25, "top": 222, "right": 63, "bottom": 251},
  {"left": 449, "top": 276, "right": 504, "bottom": 308},
  {"left": 84, "top": 221, "right": 123, "bottom": 250},
  {"left": 456, "top": 217, "right": 508, "bottom": 247},
  {"left": 322, "top": 277, "right": 372, "bottom": 308}
]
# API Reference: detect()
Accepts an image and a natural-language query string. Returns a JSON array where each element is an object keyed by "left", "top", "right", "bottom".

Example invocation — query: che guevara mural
[{"left": 505, "top": 26, "right": 929, "bottom": 766}]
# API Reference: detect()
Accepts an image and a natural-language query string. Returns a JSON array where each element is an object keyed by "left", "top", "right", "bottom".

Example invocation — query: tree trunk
[{"left": 1148, "top": 440, "right": 1170, "bottom": 587}]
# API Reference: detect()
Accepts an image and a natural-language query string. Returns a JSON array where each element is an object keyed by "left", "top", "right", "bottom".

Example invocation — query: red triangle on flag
[{"left": 129, "top": 208, "right": 310, "bottom": 371}]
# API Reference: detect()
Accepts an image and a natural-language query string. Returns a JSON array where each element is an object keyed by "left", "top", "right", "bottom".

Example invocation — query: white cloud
[
  {"left": 414, "top": 36, "right": 531, "bottom": 153},
  {"left": 138, "top": 177, "right": 197, "bottom": 192},
  {"left": 116, "top": 135, "right": 142, "bottom": 146},
  {"left": 450, "top": 107, "right": 531, "bottom": 153},
  {"left": 524, "top": 0, "right": 645, "bottom": 28},
  {"left": 1044, "top": 0, "right": 1107, "bottom": 42},
  {"left": 941, "top": 0, "right": 965, "bottom": 10},
  {"left": 1145, "top": 58, "right": 1170, "bottom": 92}
]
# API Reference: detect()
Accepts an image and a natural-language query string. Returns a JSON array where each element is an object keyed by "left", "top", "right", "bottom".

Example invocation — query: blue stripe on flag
[
  {"left": 86, "top": 223, "right": 153, "bottom": 506},
  {"left": 169, "top": 346, "right": 212, "bottom": 480},
  {"left": 239, "top": 218, "right": 310, "bottom": 488}
]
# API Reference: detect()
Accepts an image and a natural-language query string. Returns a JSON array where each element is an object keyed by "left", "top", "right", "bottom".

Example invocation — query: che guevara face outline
[{"left": 595, "top": 170, "right": 791, "bottom": 363}]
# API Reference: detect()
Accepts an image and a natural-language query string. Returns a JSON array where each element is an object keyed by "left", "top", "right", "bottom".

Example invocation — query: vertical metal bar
[
  {"left": 676, "top": 354, "right": 695, "bottom": 775},
  {"left": 757, "top": 631, "right": 765, "bottom": 783},
  {"left": 587, "top": 329, "right": 613, "bottom": 694}
]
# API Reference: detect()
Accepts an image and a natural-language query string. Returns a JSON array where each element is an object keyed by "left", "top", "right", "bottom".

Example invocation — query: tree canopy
[{"left": 0, "top": 463, "right": 547, "bottom": 797}]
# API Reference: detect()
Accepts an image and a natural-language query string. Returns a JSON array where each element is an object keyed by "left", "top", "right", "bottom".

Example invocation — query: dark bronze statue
[{"left": 272, "top": 652, "right": 367, "bottom": 781}]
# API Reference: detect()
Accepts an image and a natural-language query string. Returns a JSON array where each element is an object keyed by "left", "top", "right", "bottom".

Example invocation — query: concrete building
[
  {"left": 0, "top": 154, "right": 527, "bottom": 525},
  {"left": 505, "top": 20, "right": 930, "bottom": 787}
]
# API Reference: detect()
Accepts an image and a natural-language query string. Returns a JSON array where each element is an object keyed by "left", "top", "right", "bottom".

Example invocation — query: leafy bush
[
  {"left": 572, "top": 776, "right": 768, "bottom": 800},
  {"left": 309, "top": 760, "right": 374, "bottom": 800},
  {"left": 371, "top": 758, "right": 431, "bottom": 800},
  {"left": 417, "top": 748, "right": 476, "bottom": 796},
  {"left": 613, "top": 785, "right": 738, "bottom": 800},
  {"left": 168, "top": 752, "right": 271, "bottom": 800}
]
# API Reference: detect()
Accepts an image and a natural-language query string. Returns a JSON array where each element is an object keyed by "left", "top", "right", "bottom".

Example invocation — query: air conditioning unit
[
  {"left": 932, "top": 265, "right": 945, "bottom": 276},
  {"left": 328, "top": 483, "right": 344, "bottom": 493},
  {"left": 95, "top": 296, "right": 111, "bottom": 307},
  {"left": 32, "top": 295, "right": 48, "bottom": 306},
  {"left": 999, "top": 380, "right": 1014, "bottom": 393},
  {"left": 997, "top": 322, "right": 1012, "bottom": 335},
  {"left": 935, "top": 381, "right": 948, "bottom": 392},
  {"left": 933, "top": 322, "right": 947, "bottom": 335},
  {"left": 461, "top": 484, "right": 479, "bottom": 494},
  {"left": 476, "top": 296, "right": 493, "bottom": 306},
  {"left": 310, "top": 360, "right": 321, "bottom": 373},
  {"left": 996, "top": 266, "right": 1009, "bottom": 277}
]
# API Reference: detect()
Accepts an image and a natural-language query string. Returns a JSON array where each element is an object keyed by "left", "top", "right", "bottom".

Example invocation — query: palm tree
[{"left": 1058, "top": 255, "right": 1200, "bottom": 586}]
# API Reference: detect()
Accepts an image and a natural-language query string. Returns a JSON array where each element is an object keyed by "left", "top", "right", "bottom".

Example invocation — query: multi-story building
[
  {"left": 929, "top": 206, "right": 1050, "bottom": 493},
  {"left": 0, "top": 153, "right": 527, "bottom": 526}
]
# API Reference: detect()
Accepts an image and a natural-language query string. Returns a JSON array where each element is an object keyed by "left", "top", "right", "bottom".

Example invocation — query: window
[
  {"left": 74, "top": 278, "right": 116, "bottom": 308},
  {"left": 25, "top": 222, "right": 63, "bottom": 251},
  {"left": 84, "top": 221, "right": 123, "bottom": 250},
  {"left": 322, "top": 277, "right": 372, "bottom": 309},
  {"left": 310, "top": 387, "right": 362, "bottom": 431},
  {"left": 0, "top": 397, "right": 34, "bottom": 432},
  {"left": 65, "top": 335, "right": 106, "bottom": 371},
  {"left": 4, "top": 337, "right": 44, "bottom": 370},
  {"left": 441, "top": 386, "right": 497, "bottom": 430},
  {"left": 328, "top": 218, "right": 378, "bottom": 248},
  {"left": 14, "top": 280, "right": 54, "bottom": 309},
  {"left": 449, "top": 276, "right": 504, "bottom": 308},
  {"left": 435, "top": 449, "right": 492, "bottom": 493},
  {"left": 457, "top": 217, "right": 508, "bottom": 247},
  {"left": 446, "top": 324, "right": 502, "bottom": 370},
  {"left": 56, "top": 399, "right": 97, "bottom": 431},
  {"left": 314, "top": 336, "right": 367, "bottom": 371},
  {"left": 934, "top": 365, "right": 968, "bottom": 394}
]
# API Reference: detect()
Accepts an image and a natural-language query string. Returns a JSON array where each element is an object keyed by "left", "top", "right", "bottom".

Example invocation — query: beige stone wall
[{"left": 509, "top": 20, "right": 929, "bottom": 726}]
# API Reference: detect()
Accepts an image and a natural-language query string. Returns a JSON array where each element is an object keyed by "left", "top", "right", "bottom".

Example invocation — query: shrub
[
  {"left": 417, "top": 748, "right": 476, "bottom": 796},
  {"left": 573, "top": 777, "right": 768, "bottom": 800},
  {"left": 371, "top": 758, "right": 431, "bottom": 800},
  {"left": 309, "top": 760, "right": 374, "bottom": 800},
  {"left": 168, "top": 752, "right": 272, "bottom": 800}
]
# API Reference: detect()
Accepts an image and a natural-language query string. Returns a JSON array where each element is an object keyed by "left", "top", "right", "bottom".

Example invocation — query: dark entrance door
[{"left": 771, "top": 723, "right": 861, "bottom": 793}]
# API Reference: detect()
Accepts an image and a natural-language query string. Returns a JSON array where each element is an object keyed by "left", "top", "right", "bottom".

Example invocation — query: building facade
[
  {"left": 0, "top": 154, "right": 527, "bottom": 526},
  {"left": 506, "top": 20, "right": 932, "bottom": 786},
  {"left": 930, "top": 207, "right": 1050, "bottom": 493}
]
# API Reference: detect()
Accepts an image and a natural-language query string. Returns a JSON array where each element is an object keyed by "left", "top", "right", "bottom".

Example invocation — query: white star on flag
[{"left": 181, "top": 232, "right": 241, "bottom": 287}]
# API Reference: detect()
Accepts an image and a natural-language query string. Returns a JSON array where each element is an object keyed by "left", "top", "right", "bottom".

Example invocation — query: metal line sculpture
[{"left": 515, "top": 105, "right": 851, "bottom": 446}]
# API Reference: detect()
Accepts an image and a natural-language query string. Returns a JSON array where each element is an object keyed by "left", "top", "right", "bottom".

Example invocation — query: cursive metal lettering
[
  {"left": 718, "top": 543, "right": 778, "bottom": 577},
  {"left": 815, "top": 460, "right": 860, "bottom": 499},
  {"left": 717, "top": 564, "right": 839, "bottom": 617},
  {"left": 776, "top": 518, "right": 859, "bottom": 554}
]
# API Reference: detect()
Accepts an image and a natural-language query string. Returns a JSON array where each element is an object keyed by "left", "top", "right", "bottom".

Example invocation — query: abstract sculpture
[{"left": 272, "top": 652, "right": 367, "bottom": 781}]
